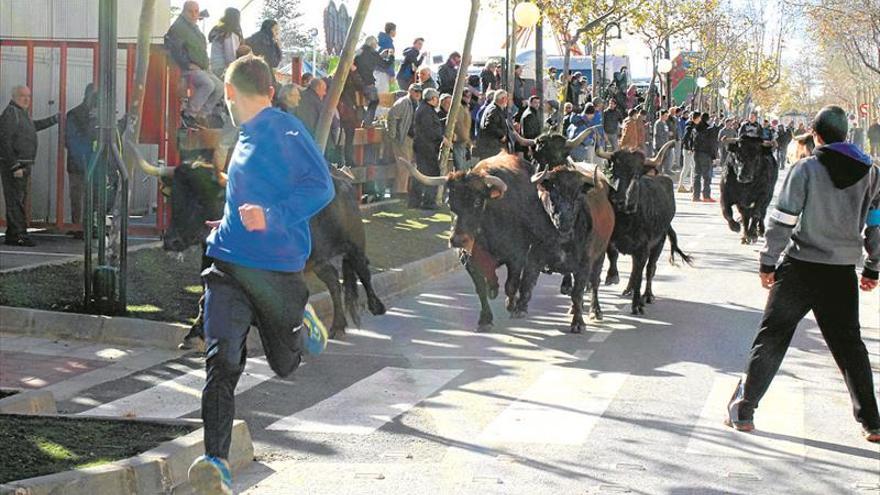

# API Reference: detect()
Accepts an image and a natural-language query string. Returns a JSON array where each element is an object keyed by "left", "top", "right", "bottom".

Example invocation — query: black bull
[
  {"left": 593, "top": 143, "right": 694, "bottom": 315},
  {"left": 719, "top": 138, "right": 774, "bottom": 245},
  {"left": 401, "top": 152, "right": 562, "bottom": 332},
  {"left": 151, "top": 160, "right": 386, "bottom": 340}
]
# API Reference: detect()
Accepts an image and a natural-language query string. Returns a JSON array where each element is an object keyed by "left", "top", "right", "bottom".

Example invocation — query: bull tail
[
  {"left": 667, "top": 227, "right": 694, "bottom": 267},
  {"left": 342, "top": 256, "right": 362, "bottom": 327}
]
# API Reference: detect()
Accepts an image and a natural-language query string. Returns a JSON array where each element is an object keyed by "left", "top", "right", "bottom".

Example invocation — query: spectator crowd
[{"left": 3, "top": 0, "right": 880, "bottom": 245}]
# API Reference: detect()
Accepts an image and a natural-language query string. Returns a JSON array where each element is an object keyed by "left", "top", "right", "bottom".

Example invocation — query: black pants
[
  {"left": 693, "top": 151, "right": 713, "bottom": 199},
  {"left": 1, "top": 167, "right": 28, "bottom": 240},
  {"left": 735, "top": 257, "right": 880, "bottom": 429},
  {"left": 201, "top": 260, "right": 309, "bottom": 459},
  {"left": 411, "top": 148, "right": 440, "bottom": 208}
]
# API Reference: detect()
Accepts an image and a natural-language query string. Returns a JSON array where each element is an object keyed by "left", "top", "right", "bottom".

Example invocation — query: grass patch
[
  {"left": 0, "top": 203, "right": 451, "bottom": 325},
  {"left": 0, "top": 415, "right": 196, "bottom": 483}
]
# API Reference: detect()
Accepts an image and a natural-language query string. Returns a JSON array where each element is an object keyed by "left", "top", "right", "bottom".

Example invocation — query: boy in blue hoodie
[
  {"left": 187, "top": 55, "right": 335, "bottom": 494},
  {"left": 727, "top": 105, "right": 880, "bottom": 444}
]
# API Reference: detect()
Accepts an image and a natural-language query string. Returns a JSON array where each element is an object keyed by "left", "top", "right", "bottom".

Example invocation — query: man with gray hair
[
  {"left": 164, "top": 0, "right": 224, "bottom": 129},
  {"left": 0, "top": 85, "right": 58, "bottom": 246}
]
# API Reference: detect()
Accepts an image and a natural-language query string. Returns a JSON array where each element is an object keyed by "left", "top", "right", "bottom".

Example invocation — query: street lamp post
[
  {"left": 694, "top": 67, "right": 708, "bottom": 111},
  {"left": 601, "top": 21, "right": 621, "bottom": 98},
  {"left": 658, "top": 56, "right": 673, "bottom": 108}
]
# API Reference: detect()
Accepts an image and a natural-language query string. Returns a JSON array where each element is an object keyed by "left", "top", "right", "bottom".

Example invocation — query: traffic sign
[{"left": 860, "top": 103, "right": 869, "bottom": 116}]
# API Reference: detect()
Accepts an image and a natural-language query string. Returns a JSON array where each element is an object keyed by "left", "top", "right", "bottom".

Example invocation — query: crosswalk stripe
[
  {"left": 266, "top": 367, "right": 463, "bottom": 435},
  {"left": 77, "top": 357, "right": 275, "bottom": 419},
  {"left": 685, "top": 374, "right": 806, "bottom": 459},
  {"left": 477, "top": 368, "right": 629, "bottom": 445}
]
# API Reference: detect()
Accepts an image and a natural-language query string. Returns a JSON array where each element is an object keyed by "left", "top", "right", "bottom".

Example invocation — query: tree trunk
[
  {"left": 315, "top": 0, "right": 372, "bottom": 154},
  {"left": 438, "top": 0, "right": 480, "bottom": 172}
]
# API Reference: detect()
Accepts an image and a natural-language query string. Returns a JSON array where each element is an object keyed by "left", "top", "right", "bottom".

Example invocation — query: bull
[
  {"left": 530, "top": 137, "right": 615, "bottom": 332},
  {"left": 133, "top": 148, "right": 386, "bottom": 341},
  {"left": 595, "top": 142, "right": 694, "bottom": 315},
  {"left": 401, "top": 151, "right": 562, "bottom": 332},
  {"left": 719, "top": 137, "right": 774, "bottom": 244}
]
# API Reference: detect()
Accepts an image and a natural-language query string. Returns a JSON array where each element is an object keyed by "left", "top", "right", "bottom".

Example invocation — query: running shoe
[
  {"left": 302, "top": 302, "right": 329, "bottom": 355},
  {"left": 188, "top": 455, "right": 232, "bottom": 495}
]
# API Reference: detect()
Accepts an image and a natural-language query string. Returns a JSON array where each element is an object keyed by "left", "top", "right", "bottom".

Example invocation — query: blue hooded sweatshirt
[
  {"left": 207, "top": 107, "right": 335, "bottom": 272},
  {"left": 378, "top": 32, "right": 395, "bottom": 76},
  {"left": 761, "top": 141, "right": 880, "bottom": 279}
]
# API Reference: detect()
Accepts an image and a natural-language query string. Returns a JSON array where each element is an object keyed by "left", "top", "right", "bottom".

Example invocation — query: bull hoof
[
  {"left": 631, "top": 305, "right": 645, "bottom": 315},
  {"left": 505, "top": 297, "right": 516, "bottom": 313},
  {"left": 368, "top": 298, "right": 387, "bottom": 316},
  {"left": 740, "top": 237, "right": 750, "bottom": 245},
  {"left": 488, "top": 284, "right": 499, "bottom": 300},
  {"left": 510, "top": 310, "right": 528, "bottom": 319},
  {"left": 622, "top": 288, "right": 633, "bottom": 297},
  {"left": 570, "top": 321, "right": 585, "bottom": 334},
  {"left": 178, "top": 336, "right": 203, "bottom": 351},
  {"left": 605, "top": 273, "right": 620, "bottom": 286},
  {"left": 476, "top": 322, "right": 493, "bottom": 333},
  {"left": 728, "top": 221, "right": 741, "bottom": 232},
  {"left": 560, "top": 284, "right": 572, "bottom": 296},
  {"left": 589, "top": 309, "right": 603, "bottom": 321},
  {"left": 328, "top": 326, "right": 346, "bottom": 340},
  {"left": 644, "top": 293, "right": 656, "bottom": 304}
]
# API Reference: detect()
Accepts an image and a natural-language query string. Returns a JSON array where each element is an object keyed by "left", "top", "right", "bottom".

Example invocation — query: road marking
[
  {"left": 478, "top": 368, "right": 629, "bottom": 445},
  {"left": 78, "top": 357, "right": 274, "bottom": 418},
  {"left": 266, "top": 367, "right": 463, "bottom": 434},
  {"left": 685, "top": 374, "right": 806, "bottom": 459}
]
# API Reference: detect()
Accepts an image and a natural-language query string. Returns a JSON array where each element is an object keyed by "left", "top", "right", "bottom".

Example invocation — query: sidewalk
[{"left": 0, "top": 333, "right": 182, "bottom": 402}]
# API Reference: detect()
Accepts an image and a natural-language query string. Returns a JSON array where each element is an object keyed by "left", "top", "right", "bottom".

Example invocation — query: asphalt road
[{"left": 61, "top": 180, "right": 880, "bottom": 494}]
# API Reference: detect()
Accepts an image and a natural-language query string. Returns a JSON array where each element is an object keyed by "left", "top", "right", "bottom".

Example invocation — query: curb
[
  {"left": 0, "top": 248, "right": 461, "bottom": 351},
  {"left": 0, "top": 306, "right": 189, "bottom": 351},
  {"left": 0, "top": 241, "right": 162, "bottom": 275},
  {"left": 0, "top": 389, "right": 57, "bottom": 415},
  {"left": 0, "top": 417, "right": 253, "bottom": 495}
]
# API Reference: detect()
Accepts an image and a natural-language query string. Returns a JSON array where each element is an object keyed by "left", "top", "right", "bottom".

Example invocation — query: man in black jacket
[
  {"left": 480, "top": 61, "right": 499, "bottom": 94},
  {"left": 65, "top": 84, "right": 98, "bottom": 239},
  {"left": 602, "top": 97, "right": 625, "bottom": 151},
  {"left": 519, "top": 96, "right": 542, "bottom": 159},
  {"left": 476, "top": 90, "right": 512, "bottom": 160},
  {"left": 438, "top": 52, "right": 462, "bottom": 95},
  {"left": 396, "top": 38, "right": 425, "bottom": 91},
  {"left": 412, "top": 88, "right": 448, "bottom": 209},
  {"left": 0, "top": 85, "right": 59, "bottom": 246},
  {"left": 295, "top": 78, "right": 326, "bottom": 138},
  {"left": 869, "top": 119, "right": 880, "bottom": 158},
  {"left": 354, "top": 37, "right": 382, "bottom": 127},
  {"left": 246, "top": 20, "right": 282, "bottom": 69},
  {"left": 692, "top": 112, "right": 722, "bottom": 202}
]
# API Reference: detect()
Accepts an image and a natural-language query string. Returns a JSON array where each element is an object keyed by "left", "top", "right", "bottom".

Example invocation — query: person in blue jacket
[{"left": 187, "top": 55, "right": 335, "bottom": 495}]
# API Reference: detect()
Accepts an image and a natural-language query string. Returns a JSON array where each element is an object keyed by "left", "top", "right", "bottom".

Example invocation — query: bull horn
[
  {"left": 125, "top": 136, "right": 173, "bottom": 177},
  {"left": 792, "top": 133, "right": 812, "bottom": 143},
  {"left": 530, "top": 169, "right": 548, "bottom": 184},
  {"left": 565, "top": 124, "right": 602, "bottom": 149},
  {"left": 644, "top": 140, "right": 676, "bottom": 168},
  {"left": 481, "top": 174, "right": 508, "bottom": 193},
  {"left": 397, "top": 157, "right": 446, "bottom": 187},
  {"left": 595, "top": 148, "right": 614, "bottom": 160},
  {"left": 721, "top": 136, "right": 739, "bottom": 145}
]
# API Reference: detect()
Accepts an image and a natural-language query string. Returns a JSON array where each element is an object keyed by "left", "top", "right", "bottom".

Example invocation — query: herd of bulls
[
  {"left": 403, "top": 135, "right": 692, "bottom": 334},
  {"left": 133, "top": 129, "right": 813, "bottom": 339}
]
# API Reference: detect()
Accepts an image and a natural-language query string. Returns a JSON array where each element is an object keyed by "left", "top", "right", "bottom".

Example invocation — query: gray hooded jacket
[{"left": 760, "top": 142, "right": 880, "bottom": 279}]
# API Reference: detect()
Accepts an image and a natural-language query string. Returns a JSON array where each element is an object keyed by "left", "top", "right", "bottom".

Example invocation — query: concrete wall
[{"left": 0, "top": 0, "right": 170, "bottom": 223}]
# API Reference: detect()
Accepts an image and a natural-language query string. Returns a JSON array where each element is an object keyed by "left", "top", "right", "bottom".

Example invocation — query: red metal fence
[{"left": 0, "top": 39, "right": 176, "bottom": 235}]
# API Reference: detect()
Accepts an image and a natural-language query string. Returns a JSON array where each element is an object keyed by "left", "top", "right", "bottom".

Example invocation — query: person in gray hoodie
[{"left": 726, "top": 105, "right": 880, "bottom": 444}]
